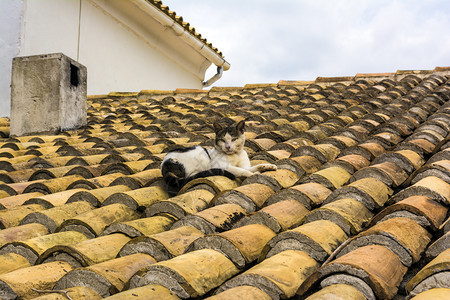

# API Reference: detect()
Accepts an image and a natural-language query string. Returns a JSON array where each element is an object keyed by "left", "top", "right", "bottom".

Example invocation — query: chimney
[{"left": 10, "top": 53, "right": 87, "bottom": 137}]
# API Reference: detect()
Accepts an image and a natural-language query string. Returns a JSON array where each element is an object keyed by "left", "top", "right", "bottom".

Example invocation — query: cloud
[{"left": 167, "top": 0, "right": 450, "bottom": 86}]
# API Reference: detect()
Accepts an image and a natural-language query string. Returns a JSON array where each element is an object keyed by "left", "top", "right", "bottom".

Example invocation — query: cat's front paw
[
  {"left": 241, "top": 170, "right": 255, "bottom": 177},
  {"left": 256, "top": 163, "right": 278, "bottom": 172}
]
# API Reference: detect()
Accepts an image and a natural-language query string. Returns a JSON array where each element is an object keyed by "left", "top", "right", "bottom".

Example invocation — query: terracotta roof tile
[
  {"left": 0, "top": 230, "right": 88, "bottom": 265},
  {"left": 324, "top": 177, "right": 393, "bottom": 210},
  {"left": 130, "top": 249, "right": 239, "bottom": 298},
  {"left": 304, "top": 197, "right": 374, "bottom": 235},
  {"left": 188, "top": 224, "right": 276, "bottom": 268},
  {"left": 206, "top": 285, "right": 271, "bottom": 300},
  {"left": 406, "top": 248, "right": 450, "bottom": 297},
  {"left": 409, "top": 288, "right": 450, "bottom": 300},
  {"left": 19, "top": 201, "right": 94, "bottom": 232},
  {"left": 102, "top": 215, "right": 175, "bottom": 238},
  {"left": 54, "top": 253, "right": 156, "bottom": 297},
  {"left": 305, "top": 283, "right": 367, "bottom": 300},
  {"left": 0, "top": 203, "right": 45, "bottom": 228},
  {"left": 32, "top": 286, "right": 102, "bottom": 299},
  {"left": 57, "top": 203, "right": 140, "bottom": 238},
  {"left": 300, "top": 245, "right": 407, "bottom": 299},
  {"left": 278, "top": 183, "right": 332, "bottom": 208},
  {"left": 66, "top": 185, "right": 132, "bottom": 207},
  {"left": 217, "top": 250, "right": 319, "bottom": 299},
  {"left": 0, "top": 223, "right": 48, "bottom": 248},
  {"left": 233, "top": 199, "right": 308, "bottom": 233},
  {"left": 102, "top": 185, "right": 168, "bottom": 210},
  {"left": 103, "top": 284, "right": 179, "bottom": 299},
  {"left": 337, "top": 217, "right": 431, "bottom": 267},
  {"left": 0, "top": 261, "right": 73, "bottom": 298},
  {"left": 37, "top": 233, "right": 131, "bottom": 267},
  {"left": 262, "top": 220, "right": 347, "bottom": 262},
  {"left": 369, "top": 195, "right": 448, "bottom": 232},
  {"left": 172, "top": 203, "right": 246, "bottom": 234},
  {"left": 119, "top": 225, "right": 204, "bottom": 261}
]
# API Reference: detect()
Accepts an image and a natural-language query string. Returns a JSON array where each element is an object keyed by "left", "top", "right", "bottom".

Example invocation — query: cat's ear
[
  {"left": 236, "top": 120, "right": 245, "bottom": 134},
  {"left": 213, "top": 121, "right": 223, "bottom": 133}
]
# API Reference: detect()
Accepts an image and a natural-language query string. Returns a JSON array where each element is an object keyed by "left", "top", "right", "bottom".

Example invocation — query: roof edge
[{"left": 142, "top": 0, "right": 230, "bottom": 71}]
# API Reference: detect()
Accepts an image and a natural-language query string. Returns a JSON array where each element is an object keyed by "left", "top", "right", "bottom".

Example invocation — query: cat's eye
[{"left": 231, "top": 137, "right": 237, "bottom": 141}]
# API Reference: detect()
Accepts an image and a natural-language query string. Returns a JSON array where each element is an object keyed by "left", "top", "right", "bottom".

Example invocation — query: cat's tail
[{"left": 161, "top": 159, "right": 235, "bottom": 196}]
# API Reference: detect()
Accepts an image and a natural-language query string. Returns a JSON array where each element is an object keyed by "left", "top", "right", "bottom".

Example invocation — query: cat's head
[{"left": 213, "top": 120, "right": 246, "bottom": 155}]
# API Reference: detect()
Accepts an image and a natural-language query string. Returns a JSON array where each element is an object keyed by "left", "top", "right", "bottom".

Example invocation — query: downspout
[
  {"left": 76, "top": 0, "right": 82, "bottom": 61},
  {"left": 133, "top": 0, "right": 230, "bottom": 81},
  {"left": 203, "top": 66, "right": 223, "bottom": 87}
]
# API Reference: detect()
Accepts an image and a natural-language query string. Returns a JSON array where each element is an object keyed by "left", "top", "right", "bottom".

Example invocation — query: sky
[{"left": 166, "top": 0, "right": 450, "bottom": 87}]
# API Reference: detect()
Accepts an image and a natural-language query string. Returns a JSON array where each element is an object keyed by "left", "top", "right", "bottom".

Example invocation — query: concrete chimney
[{"left": 10, "top": 53, "right": 87, "bottom": 137}]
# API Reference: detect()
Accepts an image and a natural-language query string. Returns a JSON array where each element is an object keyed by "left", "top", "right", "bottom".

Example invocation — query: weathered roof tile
[
  {"left": 218, "top": 250, "right": 319, "bottom": 299},
  {"left": 146, "top": 189, "right": 215, "bottom": 219},
  {"left": 130, "top": 249, "right": 239, "bottom": 298},
  {"left": 324, "top": 177, "right": 393, "bottom": 210},
  {"left": 406, "top": 248, "right": 450, "bottom": 297},
  {"left": 102, "top": 185, "right": 168, "bottom": 210},
  {"left": 0, "top": 261, "right": 74, "bottom": 299},
  {"left": 188, "top": 224, "right": 276, "bottom": 268},
  {"left": 102, "top": 215, "right": 175, "bottom": 237},
  {"left": 300, "top": 166, "right": 352, "bottom": 190},
  {"left": 171, "top": 203, "right": 246, "bottom": 234},
  {"left": 233, "top": 199, "right": 308, "bottom": 233},
  {"left": 54, "top": 253, "right": 156, "bottom": 297},
  {"left": 305, "top": 283, "right": 367, "bottom": 300},
  {"left": 409, "top": 288, "right": 450, "bottom": 300},
  {"left": 392, "top": 176, "right": 450, "bottom": 205},
  {"left": 299, "top": 245, "right": 407, "bottom": 299},
  {"left": 215, "top": 183, "right": 275, "bottom": 213},
  {"left": 103, "top": 284, "right": 179, "bottom": 300},
  {"left": 261, "top": 220, "right": 347, "bottom": 262},
  {"left": 32, "top": 286, "right": 102, "bottom": 300},
  {"left": 304, "top": 198, "right": 373, "bottom": 235},
  {"left": 20, "top": 201, "right": 93, "bottom": 232},
  {"left": 0, "top": 253, "right": 31, "bottom": 275},
  {"left": 0, "top": 230, "right": 88, "bottom": 265},
  {"left": 57, "top": 203, "right": 140, "bottom": 238},
  {"left": 337, "top": 217, "right": 431, "bottom": 267},
  {"left": 369, "top": 195, "right": 448, "bottom": 232},
  {"left": 206, "top": 285, "right": 271, "bottom": 300},
  {"left": 118, "top": 225, "right": 204, "bottom": 261},
  {"left": 37, "top": 233, "right": 131, "bottom": 267}
]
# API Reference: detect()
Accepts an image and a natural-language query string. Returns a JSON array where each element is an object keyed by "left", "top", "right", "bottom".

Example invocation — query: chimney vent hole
[{"left": 70, "top": 63, "right": 79, "bottom": 87}]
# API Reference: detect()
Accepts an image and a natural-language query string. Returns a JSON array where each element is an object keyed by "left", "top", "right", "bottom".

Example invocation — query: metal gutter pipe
[{"left": 203, "top": 66, "right": 223, "bottom": 87}]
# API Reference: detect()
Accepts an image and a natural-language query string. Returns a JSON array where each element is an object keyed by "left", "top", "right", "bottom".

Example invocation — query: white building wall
[
  {"left": 19, "top": 0, "right": 80, "bottom": 59},
  {"left": 0, "top": 0, "right": 211, "bottom": 117},
  {"left": 0, "top": 0, "right": 24, "bottom": 117},
  {"left": 78, "top": 0, "right": 205, "bottom": 95}
]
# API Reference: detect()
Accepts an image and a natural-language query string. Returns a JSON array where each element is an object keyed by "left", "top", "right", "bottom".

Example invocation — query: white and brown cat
[{"left": 161, "top": 120, "right": 277, "bottom": 195}]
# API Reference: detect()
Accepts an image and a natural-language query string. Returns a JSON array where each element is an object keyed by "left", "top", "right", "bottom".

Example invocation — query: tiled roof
[
  {"left": 147, "top": 0, "right": 224, "bottom": 58},
  {"left": 0, "top": 67, "right": 449, "bottom": 299}
]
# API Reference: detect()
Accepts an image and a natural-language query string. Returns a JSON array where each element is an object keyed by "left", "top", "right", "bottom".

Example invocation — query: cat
[{"left": 161, "top": 120, "right": 277, "bottom": 195}]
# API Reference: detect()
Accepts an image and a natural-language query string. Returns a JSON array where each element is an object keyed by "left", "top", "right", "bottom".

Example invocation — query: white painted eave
[{"left": 133, "top": 0, "right": 230, "bottom": 71}]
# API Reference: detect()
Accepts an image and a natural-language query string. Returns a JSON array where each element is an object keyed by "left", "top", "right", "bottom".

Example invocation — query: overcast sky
[{"left": 166, "top": 0, "right": 450, "bottom": 87}]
